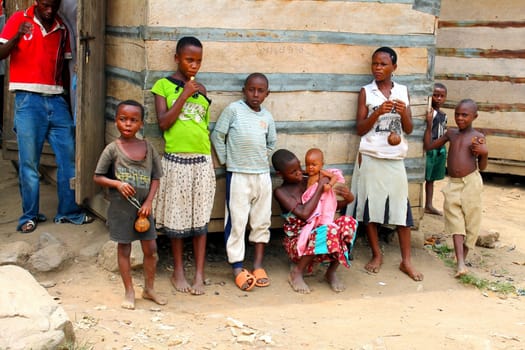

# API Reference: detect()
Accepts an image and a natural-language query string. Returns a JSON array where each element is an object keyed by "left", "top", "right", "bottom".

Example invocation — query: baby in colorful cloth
[{"left": 298, "top": 148, "right": 349, "bottom": 255}]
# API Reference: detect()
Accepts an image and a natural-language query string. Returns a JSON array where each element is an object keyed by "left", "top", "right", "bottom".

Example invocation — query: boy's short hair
[
  {"left": 244, "top": 72, "right": 269, "bottom": 88},
  {"left": 434, "top": 82, "right": 447, "bottom": 92},
  {"left": 117, "top": 99, "right": 145, "bottom": 120},
  {"left": 457, "top": 98, "right": 478, "bottom": 113},
  {"left": 272, "top": 149, "right": 297, "bottom": 172},
  {"left": 176, "top": 36, "right": 203, "bottom": 54},
  {"left": 374, "top": 46, "right": 397, "bottom": 65}
]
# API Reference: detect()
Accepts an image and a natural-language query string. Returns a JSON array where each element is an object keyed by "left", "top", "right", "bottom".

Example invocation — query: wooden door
[{"left": 74, "top": 0, "right": 105, "bottom": 204}]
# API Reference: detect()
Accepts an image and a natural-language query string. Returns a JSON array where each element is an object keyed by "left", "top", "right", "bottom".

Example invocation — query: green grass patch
[
  {"left": 432, "top": 244, "right": 456, "bottom": 268},
  {"left": 430, "top": 243, "right": 517, "bottom": 295},
  {"left": 459, "top": 274, "right": 516, "bottom": 294}
]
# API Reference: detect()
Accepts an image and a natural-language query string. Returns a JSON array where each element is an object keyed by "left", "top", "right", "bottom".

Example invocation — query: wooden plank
[
  {"left": 485, "top": 136, "right": 525, "bottom": 162},
  {"left": 440, "top": 0, "right": 524, "bottom": 21},
  {"left": 145, "top": 42, "right": 429, "bottom": 75},
  {"left": 106, "top": 36, "right": 146, "bottom": 73},
  {"left": 147, "top": 2, "right": 435, "bottom": 35},
  {"left": 485, "top": 160, "right": 525, "bottom": 176},
  {"left": 441, "top": 108, "right": 525, "bottom": 133},
  {"left": 435, "top": 56, "right": 523, "bottom": 77},
  {"left": 106, "top": 0, "right": 146, "bottom": 27},
  {"left": 434, "top": 80, "right": 524, "bottom": 105},
  {"left": 437, "top": 27, "right": 525, "bottom": 50},
  {"left": 106, "top": 78, "right": 144, "bottom": 105}
]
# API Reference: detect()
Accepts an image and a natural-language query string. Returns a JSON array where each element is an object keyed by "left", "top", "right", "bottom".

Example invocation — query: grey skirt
[{"left": 347, "top": 154, "right": 413, "bottom": 227}]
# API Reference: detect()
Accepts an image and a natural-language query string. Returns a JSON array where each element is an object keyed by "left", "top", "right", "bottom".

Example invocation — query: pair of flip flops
[{"left": 234, "top": 268, "right": 270, "bottom": 291}]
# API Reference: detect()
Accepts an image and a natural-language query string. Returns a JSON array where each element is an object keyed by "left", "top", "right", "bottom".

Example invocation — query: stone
[
  {"left": 0, "top": 265, "right": 75, "bottom": 349},
  {"left": 0, "top": 241, "right": 33, "bottom": 266},
  {"left": 476, "top": 229, "right": 500, "bottom": 249},
  {"left": 97, "top": 240, "right": 144, "bottom": 272},
  {"left": 29, "top": 243, "right": 71, "bottom": 272}
]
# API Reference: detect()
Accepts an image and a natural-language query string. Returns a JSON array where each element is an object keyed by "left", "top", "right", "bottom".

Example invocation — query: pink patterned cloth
[{"left": 297, "top": 169, "right": 345, "bottom": 256}]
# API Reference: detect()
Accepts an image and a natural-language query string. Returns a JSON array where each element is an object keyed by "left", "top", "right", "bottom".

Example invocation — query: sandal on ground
[
  {"left": 234, "top": 269, "right": 256, "bottom": 291},
  {"left": 252, "top": 268, "right": 270, "bottom": 287},
  {"left": 20, "top": 219, "right": 37, "bottom": 234},
  {"left": 82, "top": 215, "right": 95, "bottom": 224}
]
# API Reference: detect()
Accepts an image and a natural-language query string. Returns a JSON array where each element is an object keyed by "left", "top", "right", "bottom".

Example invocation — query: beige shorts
[{"left": 442, "top": 170, "right": 483, "bottom": 249}]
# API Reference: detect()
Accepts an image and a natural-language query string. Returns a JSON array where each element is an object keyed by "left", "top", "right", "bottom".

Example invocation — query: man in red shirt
[{"left": 0, "top": 0, "right": 92, "bottom": 233}]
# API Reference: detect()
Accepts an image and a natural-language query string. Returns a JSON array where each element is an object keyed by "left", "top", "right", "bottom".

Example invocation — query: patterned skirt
[
  {"left": 283, "top": 214, "right": 357, "bottom": 273},
  {"left": 153, "top": 153, "right": 216, "bottom": 238}
]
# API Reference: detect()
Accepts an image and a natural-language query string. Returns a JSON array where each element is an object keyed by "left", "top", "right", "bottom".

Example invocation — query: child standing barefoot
[
  {"left": 152, "top": 36, "right": 216, "bottom": 295},
  {"left": 424, "top": 83, "right": 448, "bottom": 216},
  {"left": 424, "top": 99, "right": 488, "bottom": 277},
  {"left": 94, "top": 100, "right": 167, "bottom": 310},
  {"left": 211, "top": 73, "right": 277, "bottom": 291},
  {"left": 272, "top": 149, "right": 357, "bottom": 294}
]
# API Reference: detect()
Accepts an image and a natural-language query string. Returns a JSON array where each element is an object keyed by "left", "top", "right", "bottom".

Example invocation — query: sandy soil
[{"left": 0, "top": 157, "right": 524, "bottom": 350}]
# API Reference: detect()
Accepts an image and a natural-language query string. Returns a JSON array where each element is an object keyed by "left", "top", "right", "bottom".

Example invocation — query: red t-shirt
[{"left": 0, "top": 5, "right": 72, "bottom": 94}]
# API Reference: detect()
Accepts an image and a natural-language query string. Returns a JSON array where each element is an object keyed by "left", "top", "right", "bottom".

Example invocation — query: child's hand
[
  {"left": 392, "top": 99, "right": 406, "bottom": 115},
  {"left": 378, "top": 100, "right": 395, "bottom": 115},
  {"left": 139, "top": 203, "right": 152, "bottom": 217},
  {"left": 471, "top": 137, "right": 488, "bottom": 157},
  {"left": 183, "top": 77, "right": 200, "bottom": 98},
  {"left": 334, "top": 186, "right": 354, "bottom": 203},
  {"left": 118, "top": 181, "right": 136, "bottom": 198},
  {"left": 425, "top": 109, "right": 433, "bottom": 125},
  {"left": 323, "top": 183, "right": 332, "bottom": 192}
]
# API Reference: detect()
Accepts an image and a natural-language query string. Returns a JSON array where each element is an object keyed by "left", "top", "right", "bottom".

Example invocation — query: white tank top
[{"left": 358, "top": 80, "right": 409, "bottom": 160}]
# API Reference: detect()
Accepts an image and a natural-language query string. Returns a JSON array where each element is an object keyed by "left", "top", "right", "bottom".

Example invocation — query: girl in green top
[{"left": 152, "top": 36, "right": 216, "bottom": 296}]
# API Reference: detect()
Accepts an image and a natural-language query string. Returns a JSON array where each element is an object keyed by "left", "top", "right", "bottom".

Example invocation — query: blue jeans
[{"left": 14, "top": 92, "right": 85, "bottom": 229}]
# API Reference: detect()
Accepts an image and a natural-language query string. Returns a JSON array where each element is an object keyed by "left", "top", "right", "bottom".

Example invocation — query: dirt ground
[{"left": 1, "top": 157, "right": 524, "bottom": 350}]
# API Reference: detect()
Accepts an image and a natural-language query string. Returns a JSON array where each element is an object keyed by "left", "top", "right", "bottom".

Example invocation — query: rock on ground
[{"left": 0, "top": 265, "right": 75, "bottom": 349}]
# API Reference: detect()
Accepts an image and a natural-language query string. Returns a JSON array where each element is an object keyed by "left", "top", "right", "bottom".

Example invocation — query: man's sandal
[
  {"left": 252, "top": 268, "right": 270, "bottom": 287},
  {"left": 20, "top": 219, "right": 37, "bottom": 234},
  {"left": 234, "top": 269, "right": 256, "bottom": 291}
]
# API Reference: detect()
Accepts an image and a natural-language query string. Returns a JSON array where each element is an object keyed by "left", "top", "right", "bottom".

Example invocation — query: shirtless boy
[{"left": 424, "top": 99, "right": 488, "bottom": 277}]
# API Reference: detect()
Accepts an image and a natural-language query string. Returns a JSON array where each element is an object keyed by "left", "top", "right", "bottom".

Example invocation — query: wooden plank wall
[
  {"left": 105, "top": 0, "right": 440, "bottom": 230},
  {"left": 436, "top": 0, "right": 525, "bottom": 175}
]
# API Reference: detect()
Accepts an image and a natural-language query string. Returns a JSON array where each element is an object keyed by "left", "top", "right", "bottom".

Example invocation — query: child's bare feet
[
  {"left": 399, "top": 261, "right": 424, "bottom": 281},
  {"left": 170, "top": 272, "right": 191, "bottom": 293},
  {"left": 142, "top": 289, "right": 167, "bottom": 305},
  {"left": 365, "top": 255, "right": 383, "bottom": 273},
  {"left": 325, "top": 271, "right": 345, "bottom": 293},
  {"left": 288, "top": 268, "right": 311, "bottom": 294},
  {"left": 121, "top": 289, "right": 135, "bottom": 310},
  {"left": 190, "top": 279, "right": 205, "bottom": 296},
  {"left": 424, "top": 206, "right": 443, "bottom": 216}
]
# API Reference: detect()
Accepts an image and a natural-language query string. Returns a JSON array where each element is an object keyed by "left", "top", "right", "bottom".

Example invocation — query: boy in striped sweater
[{"left": 211, "top": 73, "right": 277, "bottom": 291}]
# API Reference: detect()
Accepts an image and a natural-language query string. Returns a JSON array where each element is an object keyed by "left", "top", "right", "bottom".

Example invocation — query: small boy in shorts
[
  {"left": 424, "top": 83, "right": 448, "bottom": 216},
  {"left": 424, "top": 99, "right": 488, "bottom": 278}
]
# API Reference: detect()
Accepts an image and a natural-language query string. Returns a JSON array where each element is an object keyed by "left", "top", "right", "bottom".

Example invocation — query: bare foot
[
  {"left": 365, "top": 255, "right": 383, "bottom": 273},
  {"left": 424, "top": 206, "right": 443, "bottom": 216},
  {"left": 288, "top": 272, "right": 311, "bottom": 294},
  {"left": 190, "top": 279, "right": 205, "bottom": 296},
  {"left": 121, "top": 289, "right": 135, "bottom": 310},
  {"left": 170, "top": 274, "right": 191, "bottom": 293},
  {"left": 399, "top": 261, "right": 424, "bottom": 281},
  {"left": 455, "top": 265, "right": 469, "bottom": 278},
  {"left": 325, "top": 271, "right": 345, "bottom": 293},
  {"left": 142, "top": 289, "right": 167, "bottom": 305}
]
